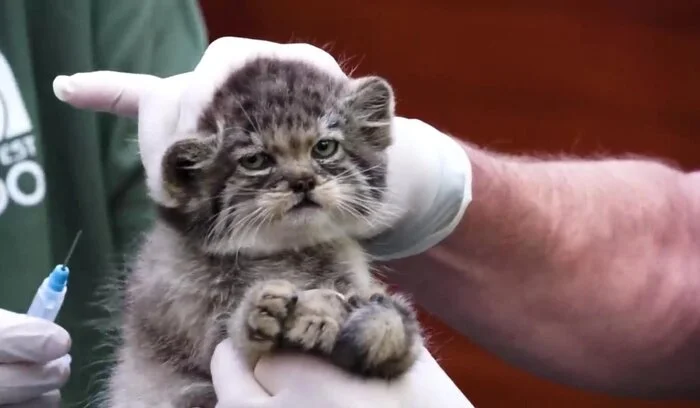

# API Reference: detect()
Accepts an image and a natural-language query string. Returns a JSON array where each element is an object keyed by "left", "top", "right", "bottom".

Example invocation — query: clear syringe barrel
[{"left": 27, "top": 264, "right": 69, "bottom": 322}]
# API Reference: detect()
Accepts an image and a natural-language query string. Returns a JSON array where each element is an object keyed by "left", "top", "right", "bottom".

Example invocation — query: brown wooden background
[{"left": 199, "top": 1, "right": 700, "bottom": 406}]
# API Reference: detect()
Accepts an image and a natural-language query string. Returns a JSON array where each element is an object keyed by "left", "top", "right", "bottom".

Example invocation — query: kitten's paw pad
[
  {"left": 285, "top": 314, "right": 340, "bottom": 353},
  {"left": 331, "top": 293, "right": 422, "bottom": 379}
]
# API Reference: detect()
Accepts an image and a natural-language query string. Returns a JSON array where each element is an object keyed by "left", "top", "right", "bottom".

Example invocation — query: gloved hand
[
  {"left": 0, "top": 309, "right": 71, "bottom": 405},
  {"left": 210, "top": 339, "right": 474, "bottom": 408},
  {"left": 52, "top": 36, "right": 472, "bottom": 261}
]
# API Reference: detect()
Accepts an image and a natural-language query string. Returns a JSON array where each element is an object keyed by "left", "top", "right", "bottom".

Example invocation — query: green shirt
[{"left": 0, "top": 1, "right": 207, "bottom": 405}]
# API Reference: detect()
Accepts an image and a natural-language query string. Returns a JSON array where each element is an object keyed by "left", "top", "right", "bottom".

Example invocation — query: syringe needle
[{"left": 62, "top": 230, "right": 83, "bottom": 267}]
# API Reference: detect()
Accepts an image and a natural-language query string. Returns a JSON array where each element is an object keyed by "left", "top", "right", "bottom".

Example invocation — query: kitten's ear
[
  {"left": 161, "top": 137, "right": 217, "bottom": 203},
  {"left": 345, "top": 76, "right": 395, "bottom": 150}
]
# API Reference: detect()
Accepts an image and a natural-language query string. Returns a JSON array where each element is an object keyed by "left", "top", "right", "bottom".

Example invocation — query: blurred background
[{"left": 199, "top": 1, "right": 700, "bottom": 406}]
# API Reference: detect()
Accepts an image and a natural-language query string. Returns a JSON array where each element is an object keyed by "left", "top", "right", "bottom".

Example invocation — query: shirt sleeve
[{"left": 92, "top": 0, "right": 208, "bottom": 256}]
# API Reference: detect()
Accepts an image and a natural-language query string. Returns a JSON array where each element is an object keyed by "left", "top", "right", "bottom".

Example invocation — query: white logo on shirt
[{"left": 0, "top": 51, "right": 46, "bottom": 216}]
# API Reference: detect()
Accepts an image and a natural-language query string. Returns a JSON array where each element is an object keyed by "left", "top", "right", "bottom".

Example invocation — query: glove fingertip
[
  {"left": 55, "top": 355, "right": 72, "bottom": 387},
  {"left": 45, "top": 326, "right": 71, "bottom": 361},
  {"left": 52, "top": 75, "right": 73, "bottom": 102}
]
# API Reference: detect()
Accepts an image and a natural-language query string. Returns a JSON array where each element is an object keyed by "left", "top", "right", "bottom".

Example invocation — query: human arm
[{"left": 385, "top": 129, "right": 700, "bottom": 398}]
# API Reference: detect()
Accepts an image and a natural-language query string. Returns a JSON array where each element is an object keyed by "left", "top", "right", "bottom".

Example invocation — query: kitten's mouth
[{"left": 290, "top": 196, "right": 321, "bottom": 211}]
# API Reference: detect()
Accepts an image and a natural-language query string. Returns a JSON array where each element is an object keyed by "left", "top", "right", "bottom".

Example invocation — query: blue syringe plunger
[{"left": 48, "top": 265, "right": 69, "bottom": 292}]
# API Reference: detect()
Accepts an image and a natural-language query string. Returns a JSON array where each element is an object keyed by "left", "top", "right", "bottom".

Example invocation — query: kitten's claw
[
  {"left": 285, "top": 314, "right": 340, "bottom": 353},
  {"left": 282, "top": 288, "right": 349, "bottom": 354},
  {"left": 247, "top": 307, "right": 282, "bottom": 343}
]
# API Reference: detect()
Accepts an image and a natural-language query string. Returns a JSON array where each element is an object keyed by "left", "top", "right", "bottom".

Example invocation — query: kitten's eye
[
  {"left": 312, "top": 139, "right": 340, "bottom": 159},
  {"left": 239, "top": 153, "right": 272, "bottom": 170}
]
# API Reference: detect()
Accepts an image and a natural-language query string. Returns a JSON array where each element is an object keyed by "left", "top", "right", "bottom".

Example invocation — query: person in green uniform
[{"left": 0, "top": 1, "right": 207, "bottom": 406}]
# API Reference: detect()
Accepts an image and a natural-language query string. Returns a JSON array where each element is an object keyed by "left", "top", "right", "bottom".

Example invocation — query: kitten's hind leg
[{"left": 331, "top": 292, "right": 423, "bottom": 379}]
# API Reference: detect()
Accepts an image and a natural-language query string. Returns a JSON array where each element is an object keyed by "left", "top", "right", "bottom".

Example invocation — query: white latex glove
[
  {"left": 0, "top": 309, "right": 71, "bottom": 405},
  {"left": 210, "top": 339, "right": 474, "bottom": 408},
  {"left": 52, "top": 36, "right": 472, "bottom": 261}
]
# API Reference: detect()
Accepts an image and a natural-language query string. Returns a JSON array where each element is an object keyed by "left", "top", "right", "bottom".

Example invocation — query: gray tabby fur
[{"left": 104, "top": 57, "right": 423, "bottom": 408}]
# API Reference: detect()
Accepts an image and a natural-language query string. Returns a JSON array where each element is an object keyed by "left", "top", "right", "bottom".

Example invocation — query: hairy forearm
[{"left": 387, "top": 142, "right": 700, "bottom": 398}]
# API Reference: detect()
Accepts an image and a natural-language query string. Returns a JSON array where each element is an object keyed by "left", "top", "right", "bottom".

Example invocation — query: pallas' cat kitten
[{"left": 106, "top": 57, "right": 423, "bottom": 407}]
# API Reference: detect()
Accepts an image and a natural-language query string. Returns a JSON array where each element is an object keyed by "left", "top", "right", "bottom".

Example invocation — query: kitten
[{"left": 105, "top": 57, "right": 423, "bottom": 408}]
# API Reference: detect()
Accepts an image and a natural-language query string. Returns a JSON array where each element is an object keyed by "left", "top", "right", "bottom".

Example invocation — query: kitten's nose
[{"left": 290, "top": 177, "right": 316, "bottom": 193}]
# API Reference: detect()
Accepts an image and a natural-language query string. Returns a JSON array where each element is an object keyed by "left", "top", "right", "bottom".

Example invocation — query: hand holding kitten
[{"left": 211, "top": 338, "right": 474, "bottom": 408}]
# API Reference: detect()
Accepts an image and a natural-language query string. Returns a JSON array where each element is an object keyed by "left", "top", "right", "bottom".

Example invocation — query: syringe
[{"left": 27, "top": 230, "right": 82, "bottom": 321}]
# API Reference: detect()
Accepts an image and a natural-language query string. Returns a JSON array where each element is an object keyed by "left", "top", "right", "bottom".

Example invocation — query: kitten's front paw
[
  {"left": 229, "top": 280, "right": 299, "bottom": 357},
  {"left": 331, "top": 293, "right": 422, "bottom": 379},
  {"left": 248, "top": 280, "right": 299, "bottom": 342},
  {"left": 282, "top": 289, "right": 350, "bottom": 354}
]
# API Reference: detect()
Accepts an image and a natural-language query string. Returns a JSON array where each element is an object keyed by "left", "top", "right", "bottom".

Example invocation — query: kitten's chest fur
[{"left": 122, "top": 222, "right": 373, "bottom": 377}]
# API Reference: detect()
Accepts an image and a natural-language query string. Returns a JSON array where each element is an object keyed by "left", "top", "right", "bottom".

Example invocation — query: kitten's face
[{"left": 159, "top": 58, "right": 396, "bottom": 254}]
